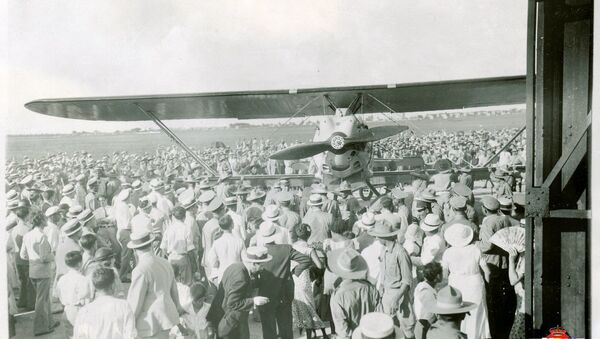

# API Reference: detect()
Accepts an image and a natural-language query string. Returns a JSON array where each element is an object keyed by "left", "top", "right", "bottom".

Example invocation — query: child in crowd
[
  {"left": 414, "top": 262, "right": 444, "bottom": 339},
  {"left": 171, "top": 283, "right": 213, "bottom": 339},
  {"left": 55, "top": 251, "right": 93, "bottom": 338}
]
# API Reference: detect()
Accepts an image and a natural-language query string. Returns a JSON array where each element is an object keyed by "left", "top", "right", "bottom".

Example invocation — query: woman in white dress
[{"left": 442, "top": 223, "right": 491, "bottom": 339}]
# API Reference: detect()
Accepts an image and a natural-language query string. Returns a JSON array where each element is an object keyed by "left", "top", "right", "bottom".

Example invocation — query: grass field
[{"left": 6, "top": 112, "right": 524, "bottom": 160}]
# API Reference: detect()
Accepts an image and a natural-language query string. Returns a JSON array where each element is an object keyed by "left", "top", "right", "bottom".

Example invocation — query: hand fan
[{"left": 490, "top": 226, "right": 525, "bottom": 253}]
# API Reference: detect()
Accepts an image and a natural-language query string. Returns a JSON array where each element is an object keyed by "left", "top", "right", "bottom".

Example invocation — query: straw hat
[
  {"left": 247, "top": 190, "right": 266, "bottom": 202},
  {"left": 327, "top": 247, "right": 368, "bottom": 280},
  {"left": 356, "top": 212, "right": 376, "bottom": 229},
  {"left": 276, "top": 191, "right": 294, "bottom": 203},
  {"left": 67, "top": 205, "right": 84, "bottom": 219},
  {"left": 351, "top": 312, "right": 395, "bottom": 339},
  {"left": 420, "top": 213, "right": 443, "bottom": 232},
  {"left": 77, "top": 209, "right": 94, "bottom": 224},
  {"left": 242, "top": 246, "right": 272, "bottom": 263},
  {"left": 44, "top": 206, "right": 60, "bottom": 218},
  {"left": 178, "top": 189, "right": 197, "bottom": 209},
  {"left": 336, "top": 181, "right": 352, "bottom": 194},
  {"left": 451, "top": 183, "right": 472, "bottom": 198},
  {"left": 205, "top": 197, "right": 224, "bottom": 212},
  {"left": 430, "top": 285, "right": 476, "bottom": 315},
  {"left": 498, "top": 196, "right": 514, "bottom": 211},
  {"left": 62, "top": 219, "right": 83, "bottom": 237},
  {"left": 311, "top": 184, "right": 328, "bottom": 195},
  {"left": 444, "top": 223, "right": 474, "bottom": 248},
  {"left": 306, "top": 194, "right": 324, "bottom": 206},
  {"left": 62, "top": 184, "right": 75, "bottom": 195},
  {"left": 367, "top": 219, "right": 400, "bottom": 238},
  {"left": 197, "top": 190, "right": 216, "bottom": 204},
  {"left": 262, "top": 205, "right": 281, "bottom": 222},
  {"left": 127, "top": 230, "right": 156, "bottom": 249}
]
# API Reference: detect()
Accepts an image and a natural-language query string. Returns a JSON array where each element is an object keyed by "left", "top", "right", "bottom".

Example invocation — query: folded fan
[{"left": 490, "top": 226, "right": 525, "bottom": 253}]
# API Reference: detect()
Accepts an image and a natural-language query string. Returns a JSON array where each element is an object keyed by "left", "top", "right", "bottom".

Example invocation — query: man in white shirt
[
  {"left": 43, "top": 206, "right": 62, "bottom": 254},
  {"left": 55, "top": 251, "right": 93, "bottom": 337},
  {"left": 74, "top": 267, "right": 137, "bottom": 339},
  {"left": 160, "top": 208, "right": 195, "bottom": 285},
  {"left": 59, "top": 184, "right": 77, "bottom": 208},
  {"left": 21, "top": 211, "right": 58, "bottom": 336},
  {"left": 207, "top": 214, "right": 244, "bottom": 283},
  {"left": 148, "top": 179, "right": 173, "bottom": 217},
  {"left": 113, "top": 188, "right": 134, "bottom": 282}
]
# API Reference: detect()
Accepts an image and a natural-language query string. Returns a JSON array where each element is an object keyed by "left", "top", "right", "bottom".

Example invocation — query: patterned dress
[{"left": 291, "top": 240, "right": 326, "bottom": 330}]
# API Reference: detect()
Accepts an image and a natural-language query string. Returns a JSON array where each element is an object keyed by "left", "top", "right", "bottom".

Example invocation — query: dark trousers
[
  {"left": 118, "top": 229, "right": 133, "bottom": 280},
  {"left": 486, "top": 266, "right": 517, "bottom": 339},
  {"left": 258, "top": 300, "right": 293, "bottom": 339},
  {"left": 218, "top": 313, "right": 249, "bottom": 339},
  {"left": 16, "top": 264, "right": 34, "bottom": 309},
  {"left": 31, "top": 277, "right": 53, "bottom": 335}
]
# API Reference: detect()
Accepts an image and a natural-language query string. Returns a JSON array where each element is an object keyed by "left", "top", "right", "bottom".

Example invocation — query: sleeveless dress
[{"left": 442, "top": 244, "right": 491, "bottom": 339}]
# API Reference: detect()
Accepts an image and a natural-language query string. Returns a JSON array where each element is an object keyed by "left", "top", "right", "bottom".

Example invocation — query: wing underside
[{"left": 25, "top": 75, "right": 525, "bottom": 121}]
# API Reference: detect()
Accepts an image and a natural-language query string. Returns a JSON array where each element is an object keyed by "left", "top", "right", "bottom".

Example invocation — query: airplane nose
[{"left": 331, "top": 154, "right": 350, "bottom": 170}]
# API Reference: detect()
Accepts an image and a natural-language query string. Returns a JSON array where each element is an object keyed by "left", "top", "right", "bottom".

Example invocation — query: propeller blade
[
  {"left": 270, "top": 142, "right": 331, "bottom": 160},
  {"left": 346, "top": 125, "right": 409, "bottom": 143}
]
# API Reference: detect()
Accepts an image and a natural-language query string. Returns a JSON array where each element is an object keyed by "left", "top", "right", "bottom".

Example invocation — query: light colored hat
[
  {"left": 223, "top": 196, "right": 237, "bottom": 206},
  {"left": 197, "top": 179, "right": 212, "bottom": 190},
  {"left": 75, "top": 173, "right": 86, "bottom": 181},
  {"left": 449, "top": 195, "right": 467, "bottom": 210},
  {"left": 87, "top": 176, "right": 98, "bottom": 188},
  {"left": 257, "top": 221, "right": 278, "bottom": 244},
  {"left": 420, "top": 213, "right": 443, "bottom": 232},
  {"left": 61, "top": 219, "right": 83, "bottom": 237},
  {"left": 444, "top": 223, "right": 474, "bottom": 248},
  {"left": 242, "top": 246, "right": 273, "bottom": 263},
  {"left": 127, "top": 229, "right": 155, "bottom": 249},
  {"left": 262, "top": 205, "right": 281, "bottom": 221},
  {"left": 327, "top": 247, "right": 368, "bottom": 280},
  {"left": 44, "top": 206, "right": 60, "bottom": 217},
  {"left": 6, "top": 190, "right": 18, "bottom": 201},
  {"left": 150, "top": 178, "right": 164, "bottom": 189},
  {"left": 205, "top": 196, "right": 224, "bottom": 212},
  {"left": 131, "top": 180, "right": 142, "bottom": 190},
  {"left": 351, "top": 312, "right": 395, "bottom": 339},
  {"left": 247, "top": 190, "right": 266, "bottom": 202},
  {"left": 419, "top": 188, "right": 437, "bottom": 202},
  {"left": 481, "top": 196, "right": 500, "bottom": 211},
  {"left": 197, "top": 190, "right": 216, "bottom": 204},
  {"left": 498, "top": 196, "right": 514, "bottom": 211},
  {"left": 77, "top": 209, "right": 94, "bottom": 224},
  {"left": 178, "top": 189, "right": 197, "bottom": 209},
  {"left": 391, "top": 188, "right": 410, "bottom": 200},
  {"left": 19, "top": 175, "right": 33, "bottom": 186},
  {"left": 276, "top": 191, "right": 294, "bottom": 203},
  {"left": 306, "top": 194, "right": 324, "bottom": 206},
  {"left": 311, "top": 183, "right": 328, "bottom": 194},
  {"left": 67, "top": 205, "right": 84, "bottom": 219},
  {"left": 430, "top": 285, "right": 476, "bottom": 315},
  {"left": 62, "top": 184, "right": 75, "bottom": 195},
  {"left": 367, "top": 220, "right": 400, "bottom": 238},
  {"left": 175, "top": 187, "right": 187, "bottom": 196},
  {"left": 357, "top": 212, "right": 376, "bottom": 229},
  {"left": 116, "top": 188, "right": 131, "bottom": 201}
]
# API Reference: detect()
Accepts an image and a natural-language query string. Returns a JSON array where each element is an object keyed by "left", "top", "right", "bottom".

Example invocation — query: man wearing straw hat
[
  {"left": 426, "top": 286, "right": 476, "bottom": 339},
  {"left": 114, "top": 188, "right": 134, "bottom": 282},
  {"left": 60, "top": 184, "right": 77, "bottom": 207},
  {"left": 328, "top": 247, "right": 379, "bottom": 338},
  {"left": 127, "top": 227, "right": 186, "bottom": 339},
  {"left": 368, "top": 220, "right": 415, "bottom": 339},
  {"left": 302, "top": 194, "right": 333, "bottom": 245},
  {"left": 207, "top": 246, "right": 272, "bottom": 339},
  {"left": 9, "top": 200, "right": 36, "bottom": 310}
]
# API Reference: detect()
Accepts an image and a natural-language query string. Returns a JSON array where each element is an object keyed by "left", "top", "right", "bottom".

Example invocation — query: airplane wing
[{"left": 25, "top": 75, "right": 525, "bottom": 121}]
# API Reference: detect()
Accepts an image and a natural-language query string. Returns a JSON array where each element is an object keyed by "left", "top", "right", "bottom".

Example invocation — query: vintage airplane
[{"left": 25, "top": 75, "right": 525, "bottom": 191}]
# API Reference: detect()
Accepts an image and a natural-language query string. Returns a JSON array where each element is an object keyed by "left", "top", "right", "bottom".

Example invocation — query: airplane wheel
[{"left": 360, "top": 188, "right": 373, "bottom": 201}]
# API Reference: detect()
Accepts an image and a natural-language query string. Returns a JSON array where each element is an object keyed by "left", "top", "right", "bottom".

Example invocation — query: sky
[{"left": 4, "top": 0, "right": 528, "bottom": 134}]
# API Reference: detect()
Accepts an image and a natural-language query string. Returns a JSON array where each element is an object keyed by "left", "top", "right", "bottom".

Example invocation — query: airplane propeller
[{"left": 270, "top": 125, "right": 409, "bottom": 160}]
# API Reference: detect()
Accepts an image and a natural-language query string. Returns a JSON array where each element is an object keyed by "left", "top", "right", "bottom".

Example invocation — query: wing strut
[{"left": 134, "top": 104, "right": 218, "bottom": 177}]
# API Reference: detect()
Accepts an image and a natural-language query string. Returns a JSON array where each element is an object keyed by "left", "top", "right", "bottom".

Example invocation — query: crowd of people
[
  {"left": 5, "top": 143, "right": 526, "bottom": 339},
  {"left": 43, "top": 127, "right": 522, "bottom": 177}
]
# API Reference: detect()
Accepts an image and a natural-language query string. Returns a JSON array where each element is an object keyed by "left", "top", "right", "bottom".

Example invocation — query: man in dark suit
[
  {"left": 207, "top": 246, "right": 271, "bottom": 339},
  {"left": 256, "top": 235, "right": 313, "bottom": 339}
]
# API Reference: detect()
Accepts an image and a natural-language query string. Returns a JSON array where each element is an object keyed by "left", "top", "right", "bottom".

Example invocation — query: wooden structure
[{"left": 525, "top": 0, "right": 593, "bottom": 337}]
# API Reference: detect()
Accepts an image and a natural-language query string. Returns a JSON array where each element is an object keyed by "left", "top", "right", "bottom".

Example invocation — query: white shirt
[
  {"left": 420, "top": 233, "right": 446, "bottom": 265},
  {"left": 207, "top": 232, "right": 244, "bottom": 282},
  {"left": 414, "top": 281, "right": 437, "bottom": 322},
  {"left": 227, "top": 210, "right": 246, "bottom": 242},
  {"left": 74, "top": 295, "right": 137, "bottom": 339},
  {"left": 20, "top": 227, "right": 46, "bottom": 261},
  {"left": 43, "top": 221, "right": 61, "bottom": 253},
  {"left": 161, "top": 219, "right": 194, "bottom": 259},
  {"left": 361, "top": 241, "right": 384, "bottom": 285},
  {"left": 55, "top": 268, "right": 93, "bottom": 325},
  {"left": 113, "top": 200, "right": 132, "bottom": 230}
]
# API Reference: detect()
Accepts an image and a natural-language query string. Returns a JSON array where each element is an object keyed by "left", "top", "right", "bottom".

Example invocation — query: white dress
[{"left": 442, "top": 244, "right": 491, "bottom": 339}]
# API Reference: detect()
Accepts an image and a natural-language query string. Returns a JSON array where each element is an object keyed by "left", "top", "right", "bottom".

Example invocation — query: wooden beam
[
  {"left": 548, "top": 209, "right": 591, "bottom": 219},
  {"left": 541, "top": 113, "right": 591, "bottom": 189}
]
